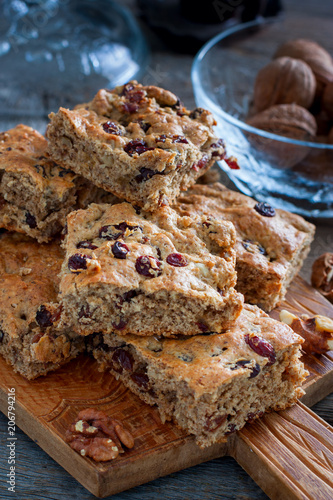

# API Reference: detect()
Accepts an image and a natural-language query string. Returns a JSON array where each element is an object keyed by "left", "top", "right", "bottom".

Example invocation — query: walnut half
[
  {"left": 66, "top": 408, "right": 134, "bottom": 462},
  {"left": 280, "top": 309, "right": 333, "bottom": 354}
]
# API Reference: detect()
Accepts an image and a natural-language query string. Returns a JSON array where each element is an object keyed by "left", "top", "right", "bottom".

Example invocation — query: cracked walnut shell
[
  {"left": 254, "top": 57, "right": 316, "bottom": 113},
  {"left": 246, "top": 103, "right": 317, "bottom": 168}
]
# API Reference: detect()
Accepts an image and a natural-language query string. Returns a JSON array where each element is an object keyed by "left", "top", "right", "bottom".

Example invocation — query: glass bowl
[{"left": 192, "top": 15, "right": 333, "bottom": 220}]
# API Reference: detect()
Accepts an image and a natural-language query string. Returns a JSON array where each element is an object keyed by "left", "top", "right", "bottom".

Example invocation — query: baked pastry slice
[
  {"left": 0, "top": 125, "right": 118, "bottom": 242},
  {"left": 59, "top": 202, "right": 243, "bottom": 337},
  {"left": 46, "top": 81, "right": 226, "bottom": 211},
  {"left": 174, "top": 183, "right": 315, "bottom": 311},
  {"left": 91, "top": 304, "right": 307, "bottom": 448},
  {"left": 0, "top": 232, "right": 84, "bottom": 379}
]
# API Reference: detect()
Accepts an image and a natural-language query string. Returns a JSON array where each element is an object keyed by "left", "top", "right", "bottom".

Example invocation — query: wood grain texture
[{"left": 0, "top": 277, "right": 333, "bottom": 498}]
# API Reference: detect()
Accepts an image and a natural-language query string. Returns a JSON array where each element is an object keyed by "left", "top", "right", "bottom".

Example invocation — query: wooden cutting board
[{"left": 0, "top": 275, "right": 333, "bottom": 499}]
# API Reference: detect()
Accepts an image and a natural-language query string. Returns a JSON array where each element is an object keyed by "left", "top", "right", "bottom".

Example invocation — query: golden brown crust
[
  {"left": 46, "top": 81, "right": 225, "bottom": 211},
  {"left": 174, "top": 183, "right": 315, "bottom": 310}
]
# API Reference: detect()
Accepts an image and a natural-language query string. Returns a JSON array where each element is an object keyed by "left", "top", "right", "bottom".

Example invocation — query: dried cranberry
[
  {"left": 230, "top": 360, "right": 251, "bottom": 370},
  {"left": 112, "top": 241, "right": 129, "bottom": 259},
  {"left": 245, "top": 334, "right": 276, "bottom": 366},
  {"left": 155, "top": 134, "right": 167, "bottom": 143},
  {"left": 225, "top": 424, "right": 237, "bottom": 435},
  {"left": 36, "top": 305, "right": 53, "bottom": 328},
  {"left": 189, "top": 108, "right": 204, "bottom": 119},
  {"left": 121, "top": 82, "right": 135, "bottom": 95},
  {"left": 242, "top": 239, "right": 266, "bottom": 255},
  {"left": 6, "top": 146, "right": 12, "bottom": 151},
  {"left": 192, "top": 154, "right": 209, "bottom": 171},
  {"left": 50, "top": 305, "right": 63, "bottom": 324},
  {"left": 210, "top": 138, "right": 225, "bottom": 149},
  {"left": 172, "top": 135, "right": 188, "bottom": 144},
  {"left": 68, "top": 254, "right": 88, "bottom": 273},
  {"left": 77, "top": 240, "right": 98, "bottom": 250},
  {"left": 246, "top": 411, "right": 264, "bottom": 423},
  {"left": 249, "top": 363, "right": 261, "bottom": 378},
  {"left": 131, "top": 371, "right": 149, "bottom": 390},
  {"left": 25, "top": 212, "right": 37, "bottom": 229},
  {"left": 166, "top": 253, "right": 188, "bottom": 267},
  {"left": 204, "top": 414, "right": 227, "bottom": 432},
  {"left": 137, "top": 120, "right": 151, "bottom": 133},
  {"left": 197, "top": 322, "right": 209, "bottom": 333},
  {"left": 123, "top": 290, "right": 137, "bottom": 302},
  {"left": 124, "top": 139, "right": 154, "bottom": 156},
  {"left": 135, "top": 167, "right": 159, "bottom": 183},
  {"left": 135, "top": 255, "right": 162, "bottom": 277},
  {"left": 112, "top": 348, "right": 133, "bottom": 372},
  {"left": 112, "top": 318, "right": 127, "bottom": 330},
  {"left": 114, "top": 222, "right": 141, "bottom": 234},
  {"left": 78, "top": 304, "right": 91, "bottom": 319},
  {"left": 102, "top": 121, "right": 122, "bottom": 135},
  {"left": 127, "top": 89, "right": 145, "bottom": 103},
  {"left": 99, "top": 225, "right": 122, "bottom": 241},
  {"left": 122, "top": 102, "right": 139, "bottom": 114},
  {"left": 225, "top": 157, "right": 240, "bottom": 170},
  {"left": 254, "top": 202, "right": 276, "bottom": 217}
]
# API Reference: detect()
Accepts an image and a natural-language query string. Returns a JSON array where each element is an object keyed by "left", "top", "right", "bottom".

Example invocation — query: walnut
[
  {"left": 311, "top": 253, "right": 333, "bottom": 303},
  {"left": 254, "top": 57, "right": 316, "bottom": 113},
  {"left": 246, "top": 103, "right": 317, "bottom": 168},
  {"left": 280, "top": 309, "right": 333, "bottom": 354},
  {"left": 274, "top": 39, "right": 333, "bottom": 93},
  {"left": 66, "top": 408, "right": 134, "bottom": 462}
]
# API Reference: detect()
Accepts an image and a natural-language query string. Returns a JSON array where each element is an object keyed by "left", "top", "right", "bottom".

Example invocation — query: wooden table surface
[{"left": 0, "top": 1, "right": 332, "bottom": 499}]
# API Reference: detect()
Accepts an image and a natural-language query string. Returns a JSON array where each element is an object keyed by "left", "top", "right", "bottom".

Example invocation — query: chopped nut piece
[
  {"left": 311, "top": 253, "right": 333, "bottom": 304},
  {"left": 280, "top": 309, "right": 333, "bottom": 354},
  {"left": 66, "top": 408, "right": 134, "bottom": 462}
]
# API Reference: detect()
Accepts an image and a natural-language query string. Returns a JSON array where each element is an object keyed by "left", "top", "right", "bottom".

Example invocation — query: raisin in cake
[
  {"left": 174, "top": 183, "right": 315, "bottom": 311},
  {"left": 46, "top": 81, "right": 226, "bottom": 211},
  {"left": 91, "top": 304, "right": 307, "bottom": 448},
  {"left": 0, "top": 125, "right": 118, "bottom": 242},
  {"left": 58, "top": 202, "right": 243, "bottom": 337},
  {"left": 0, "top": 232, "right": 84, "bottom": 379}
]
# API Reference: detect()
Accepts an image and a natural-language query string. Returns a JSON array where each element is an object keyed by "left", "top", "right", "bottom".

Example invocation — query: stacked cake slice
[{"left": 0, "top": 81, "right": 311, "bottom": 447}]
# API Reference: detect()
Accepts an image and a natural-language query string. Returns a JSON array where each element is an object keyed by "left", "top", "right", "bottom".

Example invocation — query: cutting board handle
[{"left": 230, "top": 401, "right": 333, "bottom": 500}]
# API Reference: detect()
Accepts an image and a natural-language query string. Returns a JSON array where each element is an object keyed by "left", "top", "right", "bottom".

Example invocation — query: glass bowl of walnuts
[{"left": 192, "top": 15, "right": 333, "bottom": 219}]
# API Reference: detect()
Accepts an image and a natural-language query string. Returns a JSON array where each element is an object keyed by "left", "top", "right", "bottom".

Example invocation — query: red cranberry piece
[
  {"left": 166, "top": 253, "right": 188, "bottom": 267},
  {"left": 112, "top": 318, "right": 127, "bottom": 330},
  {"left": 122, "top": 102, "right": 139, "bottom": 114},
  {"left": 50, "top": 305, "right": 63, "bottom": 324},
  {"left": 77, "top": 240, "right": 98, "bottom": 250},
  {"left": 102, "top": 121, "right": 122, "bottom": 135},
  {"left": 123, "top": 290, "right": 137, "bottom": 302},
  {"left": 254, "top": 202, "right": 276, "bottom": 217},
  {"left": 172, "top": 135, "right": 188, "bottom": 144},
  {"left": 197, "top": 322, "right": 210, "bottom": 334},
  {"left": 135, "top": 255, "right": 162, "bottom": 277},
  {"left": 204, "top": 414, "right": 227, "bottom": 432},
  {"left": 210, "top": 138, "right": 225, "bottom": 149},
  {"left": 99, "top": 225, "right": 122, "bottom": 241},
  {"left": 135, "top": 167, "right": 159, "bottom": 183},
  {"left": 114, "top": 222, "right": 141, "bottom": 234},
  {"left": 121, "top": 82, "right": 135, "bottom": 95},
  {"left": 137, "top": 119, "right": 151, "bottom": 133},
  {"left": 225, "top": 157, "right": 240, "bottom": 169},
  {"left": 246, "top": 411, "right": 264, "bottom": 423},
  {"left": 25, "top": 212, "right": 37, "bottom": 229},
  {"left": 249, "top": 363, "right": 261, "bottom": 379},
  {"left": 192, "top": 154, "right": 209, "bottom": 171},
  {"left": 245, "top": 334, "right": 276, "bottom": 365},
  {"left": 155, "top": 134, "right": 167, "bottom": 143},
  {"left": 124, "top": 139, "right": 154, "bottom": 156},
  {"left": 112, "top": 241, "right": 129, "bottom": 259},
  {"left": 131, "top": 371, "right": 149, "bottom": 390},
  {"left": 36, "top": 305, "right": 53, "bottom": 328},
  {"left": 78, "top": 304, "right": 91, "bottom": 319},
  {"left": 68, "top": 253, "right": 88, "bottom": 273},
  {"left": 112, "top": 348, "right": 133, "bottom": 372}
]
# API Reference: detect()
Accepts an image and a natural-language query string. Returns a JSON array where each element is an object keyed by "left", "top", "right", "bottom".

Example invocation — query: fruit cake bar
[
  {"left": 46, "top": 81, "right": 226, "bottom": 211},
  {"left": 58, "top": 201, "right": 243, "bottom": 337},
  {"left": 0, "top": 232, "right": 84, "bottom": 379},
  {"left": 91, "top": 304, "right": 307, "bottom": 448},
  {"left": 0, "top": 125, "right": 117, "bottom": 242},
  {"left": 174, "top": 183, "right": 315, "bottom": 311}
]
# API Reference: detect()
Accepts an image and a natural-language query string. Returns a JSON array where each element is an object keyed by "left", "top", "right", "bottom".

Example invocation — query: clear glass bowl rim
[{"left": 191, "top": 17, "right": 333, "bottom": 151}]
